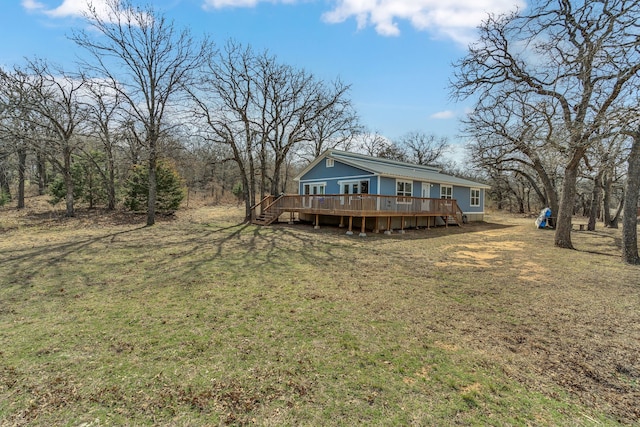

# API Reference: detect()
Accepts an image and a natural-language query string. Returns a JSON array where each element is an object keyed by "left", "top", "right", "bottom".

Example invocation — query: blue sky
[{"left": 1, "top": 0, "right": 525, "bottom": 154}]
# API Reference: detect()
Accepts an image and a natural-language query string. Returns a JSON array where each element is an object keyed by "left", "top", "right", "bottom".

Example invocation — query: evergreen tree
[{"left": 124, "top": 160, "right": 185, "bottom": 213}]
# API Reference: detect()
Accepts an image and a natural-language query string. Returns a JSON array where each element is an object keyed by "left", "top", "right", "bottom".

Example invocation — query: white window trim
[
  {"left": 396, "top": 179, "right": 413, "bottom": 204},
  {"left": 337, "top": 179, "right": 370, "bottom": 194},
  {"left": 440, "top": 185, "right": 453, "bottom": 199},
  {"left": 303, "top": 182, "right": 327, "bottom": 195},
  {"left": 470, "top": 188, "right": 481, "bottom": 207},
  {"left": 326, "top": 158, "right": 334, "bottom": 168},
  {"left": 421, "top": 182, "right": 431, "bottom": 198}
]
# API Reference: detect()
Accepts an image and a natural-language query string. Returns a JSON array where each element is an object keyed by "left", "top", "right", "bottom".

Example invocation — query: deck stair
[
  {"left": 442, "top": 215, "right": 459, "bottom": 226},
  {"left": 439, "top": 202, "right": 464, "bottom": 226},
  {"left": 253, "top": 210, "right": 280, "bottom": 225},
  {"left": 251, "top": 194, "right": 283, "bottom": 226}
]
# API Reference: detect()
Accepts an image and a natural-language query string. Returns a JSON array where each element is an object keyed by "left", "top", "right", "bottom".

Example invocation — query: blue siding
[
  {"left": 453, "top": 187, "right": 471, "bottom": 212},
  {"left": 301, "top": 159, "right": 371, "bottom": 181},
  {"left": 379, "top": 177, "right": 396, "bottom": 196},
  {"left": 299, "top": 159, "right": 377, "bottom": 194},
  {"left": 299, "top": 158, "right": 486, "bottom": 213}
]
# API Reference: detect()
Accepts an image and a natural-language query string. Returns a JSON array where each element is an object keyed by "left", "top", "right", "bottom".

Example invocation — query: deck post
[
  {"left": 359, "top": 216, "right": 367, "bottom": 237},
  {"left": 289, "top": 211, "right": 294, "bottom": 225},
  {"left": 346, "top": 216, "right": 354, "bottom": 235},
  {"left": 384, "top": 216, "right": 392, "bottom": 235},
  {"left": 314, "top": 214, "right": 320, "bottom": 229},
  {"left": 373, "top": 217, "right": 380, "bottom": 233},
  {"left": 399, "top": 216, "right": 405, "bottom": 234},
  {"left": 339, "top": 216, "right": 345, "bottom": 228}
]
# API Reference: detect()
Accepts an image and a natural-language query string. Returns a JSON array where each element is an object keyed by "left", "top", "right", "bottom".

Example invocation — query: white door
[
  {"left": 421, "top": 183, "right": 431, "bottom": 211},
  {"left": 303, "top": 183, "right": 325, "bottom": 208}
]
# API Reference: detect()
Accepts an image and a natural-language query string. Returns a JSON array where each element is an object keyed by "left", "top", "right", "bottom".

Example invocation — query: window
[
  {"left": 339, "top": 180, "right": 370, "bottom": 194},
  {"left": 440, "top": 185, "right": 453, "bottom": 199},
  {"left": 470, "top": 188, "right": 480, "bottom": 207},
  {"left": 397, "top": 180, "right": 412, "bottom": 197},
  {"left": 326, "top": 158, "right": 334, "bottom": 168},
  {"left": 397, "top": 180, "right": 412, "bottom": 203},
  {"left": 303, "top": 183, "right": 326, "bottom": 195}
]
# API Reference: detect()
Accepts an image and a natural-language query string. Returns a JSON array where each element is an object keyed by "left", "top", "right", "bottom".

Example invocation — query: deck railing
[{"left": 262, "top": 194, "right": 463, "bottom": 221}]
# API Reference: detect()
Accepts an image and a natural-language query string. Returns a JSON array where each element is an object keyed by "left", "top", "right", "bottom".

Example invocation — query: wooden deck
[{"left": 251, "top": 194, "right": 464, "bottom": 232}]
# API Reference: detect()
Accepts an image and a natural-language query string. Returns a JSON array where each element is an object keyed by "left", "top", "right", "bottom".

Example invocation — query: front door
[
  {"left": 340, "top": 180, "right": 369, "bottom": 207},
  {"left": 421, "top": 183, "right": 431, "bottom": 211},
  {"left": 303, "top": 183, "right": 325, "bottom": 208}
]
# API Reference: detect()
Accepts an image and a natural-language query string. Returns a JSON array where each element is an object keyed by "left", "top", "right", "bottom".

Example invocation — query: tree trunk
[
  {"left": 147, "top": 135, "right": 157, "bottom": 226},
  {"left": 107, "top": 148, "right": 116, "bottom": 210},
  {"left": 0, "top": 161, "right": 11, "bottom": 201},
  {"left": 608, "top": 198, "right": 623, "bottom": 228},
  {"left": 622, "top": 134, "right": 640, "bottom": 264},
  {"left": 587, "top": 170, "right": 603, "bottom": 231},
  {"left": 37, "top": 152, "right": 47, "bottom": 195},
  {"left": 554, "top": 165, "right": 579, "bottom": 249},
  {"left": 259, "top": 138, "right": 267, "bottom": 200},
  {"left": 535, "top": 163, "right": 559, "bottom": 227},
  {"left": 64, "top": 148, "right": 75, "bottom": 217},
  {"left": 17, "top": 147, "right": 27, "bottom": 209},
  {"left": 242, "top": 173, "right": 251, "bottom": 221},
  {"left": 248, "top": 152, "right": 256, "bottom": 213},
  {"left": 270, "top": 153, "right": 282, "bottom": 196}
]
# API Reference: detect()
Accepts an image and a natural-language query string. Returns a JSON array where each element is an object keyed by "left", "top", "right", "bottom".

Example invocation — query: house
[{"left": 251, "top": 149, "right": 490, "bottom": 235}]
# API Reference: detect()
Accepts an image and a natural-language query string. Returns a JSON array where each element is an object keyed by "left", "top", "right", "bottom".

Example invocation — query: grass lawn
[{"left": 1, "top": 200, "right": 639, "bottom": 426}]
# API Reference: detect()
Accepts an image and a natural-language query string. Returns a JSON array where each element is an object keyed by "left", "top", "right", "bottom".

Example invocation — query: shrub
[
  {"left": 47, "top": 153, "right": 109, "bottom": 208},
  {"left": 123, "top": 160, "right": 185, "bottom": 213},
  {"left": 0, "top": 190, "right": 10, "bottom": 207},
  {"left": 47, "top": 161, "right": 86, "bottom": 206}
]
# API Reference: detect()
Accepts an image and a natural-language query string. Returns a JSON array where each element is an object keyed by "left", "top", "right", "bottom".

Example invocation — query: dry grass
[{"left": 0, "top": 198, "right": 639, "bottom": 426}]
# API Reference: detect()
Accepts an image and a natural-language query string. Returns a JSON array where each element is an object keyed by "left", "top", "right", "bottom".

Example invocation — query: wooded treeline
[
  {"left": 452, "top": 0, "right": 640, "bottom": 264},
  {"left": 0, "top": 0, "right": 639, "bottom": 263}
]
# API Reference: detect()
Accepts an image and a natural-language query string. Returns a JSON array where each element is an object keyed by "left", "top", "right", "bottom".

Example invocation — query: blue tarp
[{"left": 535, "top": 208, "right": 552, "bottom": 228}]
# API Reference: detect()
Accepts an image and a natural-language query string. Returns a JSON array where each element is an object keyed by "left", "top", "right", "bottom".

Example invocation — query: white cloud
[
  {"left": 22, "top": 0, "right": 47, "bottom": 12},
  {"left": 430, "top": 110, "right": 455, "bottom": 119},
  {"left": 21, "top": 0, "right": 98, "bottom": 18},
  {"left": 201, "top": 0, "right": 525, "bottom": 44},
  {"left": 202, "top": 0, "right": 298, "bottom": 9},
  {"left": 323, "top": 0, "right": 526, "bottom": 43},
  {"left": 21, "top": 0, "right": 147, "bottom": 24}
]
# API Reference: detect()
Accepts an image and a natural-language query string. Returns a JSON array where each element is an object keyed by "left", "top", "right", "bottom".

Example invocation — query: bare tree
[
  {"left": 72, "top": 0, "right": 210, "bottom": 225},
  {"left": 398, "top": 131, "right": 449, "bottom": 166},
  {"left": 463, "top": 90, "right": 562, "bottom": 218},
  {"left": 1, "top": 60, "right": 89, "bottom": 216},
  {"left": 191, "top": 41, "right": 257, "bottom": 220},
  {"left": 83, "top": 79, "right": 124, "bottom": 210},
  {"left": 582, "top": 132, "right": 627, "bottom": 230},
  {"left": 357, "top": 130, "right": 392, "bottom": 157},
  {"left": 297, "top": 94, "right": 361, "bottom": 163},
  {"left": 255, "top": 56, "right": 353, "bottom": 195},
  {"left": 621, "top": 128, "right": 640, "bottom": 264},
  {"left": 453, "top": 0, "right": 640, "bottom": 249},
  {"left": 192, "top": 40, "right": 357, "bottom": 218}
]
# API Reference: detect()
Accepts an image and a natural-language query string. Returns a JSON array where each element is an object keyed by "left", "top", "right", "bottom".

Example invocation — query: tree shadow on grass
[
  {"left": 0, "top": 225, "right": 149, "bottom": 290},
  {"left": 0, "top": 216, "right": 517, "bottom": 296},
  {"left": 572, "top": 229, "right": 624, "bottom": 257}
]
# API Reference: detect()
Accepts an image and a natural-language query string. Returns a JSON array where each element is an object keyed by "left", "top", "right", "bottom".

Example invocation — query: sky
[{"left": 1, "top": 0, "right": 526, "bottom": 158}]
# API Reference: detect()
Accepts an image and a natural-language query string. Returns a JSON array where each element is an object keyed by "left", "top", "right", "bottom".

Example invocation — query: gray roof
[{"left": 297, "top": 149, "right": 490, "bottom": 189}]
